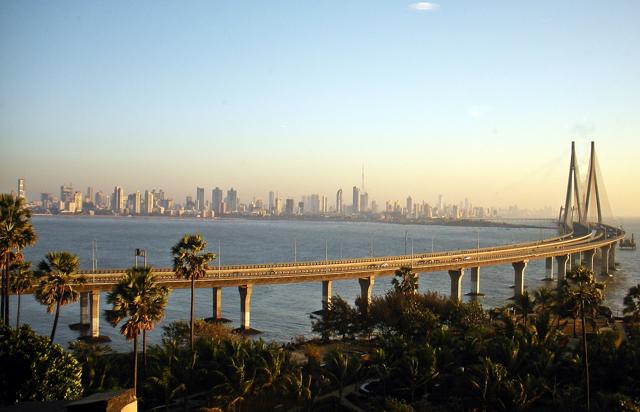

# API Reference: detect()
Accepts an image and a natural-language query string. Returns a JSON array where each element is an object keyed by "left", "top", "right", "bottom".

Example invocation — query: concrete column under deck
[
  {"left": 556, "top": 255, "right": 569, "bottom": 281},
  {"left": 512, "top": 260, "right": 528, "bottom": 296},
  {"left": 448, "top": 269, "right": 465, "bottom": 302},
  {"left": 90, "top": 290, "right": 100, "bottom": 338},
  {"left": 80, "top": 292, "right": 90, "bottom": 325},
  {"left": 544, "top": 257, "right": 554, "bottom": 281},
  {"left": 212, "top": 287, "right": 222, "bottom": 320},
  {"left": 322, "top": 280, "right": 332, "bottom": 310},
  {"left": 238, "top": 285, "right": 253, "bottom": 331},
  {"left": 358, "top": 276, "right": 375, "bottom": 310},
  {"left": 582, "top": 249, "right": 595, "bottom": 272},
  {"left": 469, "top": 267, "right": 482, "bottom": 296},
  {"left": 609, "top": 245, "right": 616, "bottom": 271},
  {"left": 600, "top": 245, "right": 610, "bottom": 276}
]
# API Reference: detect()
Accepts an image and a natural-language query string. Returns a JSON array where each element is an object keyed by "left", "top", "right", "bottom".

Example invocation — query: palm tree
[
  {"left": 35, "top": 251, "right": 84, "bottom": 341},
  {"left": 623, "top": 284, "right": 640, "bottom": 324},
  {"left": 105, "top": 266, "right": 170, "bottom": 397},
  {"left": 392, "top": 266, "right": 419, "bottom": 294},
  {"left": 171, "top": 233, "right": 215, "bottom": 352},
  {"left": 9, "top": 260, "right": 35, "bottom": 327},
  {"left": 534, "top": 287, "right": 554, "bottom": 314},
  {"left": 0, "top": 193, "right": 37, "bottom": 323},
  {"left": 567, "top": 265, "right": 605, "bottom": 412},
  {"left": 510, "top": 290, "right": 536, "bottom": 328},
  {"left": 323, "top": 350, "right": 361, "bottom": 405}
]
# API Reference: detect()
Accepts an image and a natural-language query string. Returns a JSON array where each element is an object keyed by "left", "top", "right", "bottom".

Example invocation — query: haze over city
[{"left": 1, "top": 1, "right": 639, "bottom": 215}]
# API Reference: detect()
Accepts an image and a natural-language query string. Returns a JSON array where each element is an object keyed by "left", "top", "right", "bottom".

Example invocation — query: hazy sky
[{"left": 1, "top": 1, "right": 639, "bottom": 215}]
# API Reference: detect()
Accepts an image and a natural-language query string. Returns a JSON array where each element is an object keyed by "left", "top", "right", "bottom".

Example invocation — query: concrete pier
[
  {"left": 609, "top": 245, "right": 616, "bottom": 271},
  {"left": 90, "top": 290, "right": 100, "bottom": 338},
  {"left": 556, "top": 254, "right": 569, "bottom": 281},
  {"left": 582, "top": 249, "right": 595, "bottom": 272},
  {"left": 358, "top": 276, "right": 375, "bottom": 310},
  {"left": 80, "top": 292, "right": 90, "bottom": 325},
  {"left": 322, "top": 280, "right": 332, "bottom": 310},
  {"left": 238, "top": 285, "right": 253, "bottom": 330},
  {"left": 512, "top": 260, "right": 528, "bottom": 296},
  {"left": 600, "top": 245, "right": 610, "bottom": 276},
  {"left": 212, "top": 287, "right": 222, "bottom": 320},
  {"left": 448, "top": 269, "right": 465, "bottom": 302},
  {"left": 544, "top": 257, "right": 554, "bottom": 280},
  {"left": 469, "top": 267, "right": 482, "bottom": 296}
]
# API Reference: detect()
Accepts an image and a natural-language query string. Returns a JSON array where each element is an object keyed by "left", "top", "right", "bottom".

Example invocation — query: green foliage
[
  {"left": 623, "top": 284, "right": 640, "bottom": 324},
  {"left": 0, "top": 322, "right": 82, "bottom": 405},
  {"left": 392, "top": 266, "right": 419, "bottom": 294},
  {"left": 312, "top": 295, "right": 357, "bottom": 341}
]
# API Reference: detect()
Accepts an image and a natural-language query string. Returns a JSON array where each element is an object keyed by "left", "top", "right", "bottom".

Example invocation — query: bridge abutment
[
  {"left": 212, "top": 287, "right": 222, "bottom": 320},
  {"left": 448, "top": 269, "right": 464, "bottom": 302},
  {"left": 512, "top": 260, "right": 528, "bottom": 296},
  {"left": 322, "top": 280, "right": 332, "bottom": 311},
  {"left": 238, "top": 285, "right": 253, "bottom": 330},
  {"left": 555, "top": 255, "right": 569, "bottom": 281}
]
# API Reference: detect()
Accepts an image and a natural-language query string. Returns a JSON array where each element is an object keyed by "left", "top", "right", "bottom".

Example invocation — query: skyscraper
[
  {"left": 86, "top": 186, "right": 94, "bottom": 205},
  {"left": 60, "top": 184, "right": 73, "bottom": 203},
  {"left": 73, "top": 191, "right": 83, "bottom": 212},
  {"left": 336, "top": 189, "right": 343, "bottom": 215},
  {"left": 360, "top": 192, "right": 368, "bottom": 213},
  {"left": 144, "top": 190, "right": 154, "bottom": 214},
  {"left": 212, "top": 187, "right": 223, "bottom": 216},
  {"left": 406, "top": 196, "right": 413, "bottom": 217},
  {"left": 196, "top": 187, "right": 205, "bottom": 211},
  {"left": 352, "top": 186, "right": 360, "bottom": 214},
  {"left": 112, "top": 186, "right": 124, "bottom": 213},
  {"left": 285, "top": 199, "right": 294, "bottom": 215},
  {"left": 227, "top": 188, "right": 238, "bottom": 213},
  {"left": 268, "top": 191, "right": 275, "bottom": 212},
  {"left": 17, "top": 178, "right": 25, "bottom": 200}
]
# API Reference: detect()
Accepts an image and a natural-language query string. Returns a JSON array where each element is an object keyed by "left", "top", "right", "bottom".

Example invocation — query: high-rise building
[
  {"left": 86, "top": 187, "right": 94, "bottom": 205},
  {"left": 352, "top": 186, "right": 360, "bottom": 214},
  {"left": 298, "top": 201, "right": 304, "bottom": 215},
  {"left": 134, "top": 191, "right": 141, "bottom": 214},
  {"left": 95, "top": 191, "right": 109, "bottom": 209},
  {"left": 406, "top": 196, "right": 413, "bottom": 217},
  {"left": 285, "top": 199, "right": 294, "bottom": 215},
  {"left": 61, "top": 184, "right": 73, "bottom": 203},
  {"left": 196, "top": 187, "right": 205, "bottom": 211},
  {"left": 226, "top": 188, "right": 238, "bottom": 213},
  {"left": 41, "top": 193, "right": 54, "bottom": 209},
  {"left": 112, "top": 186, "right": 124, "bottom": 213},
  {"left": 144, "top": 190, "right": 154, "bottom": 214},
  {"left": 212, "top": 187, "right": 223, "bottom": 216},
  {"left": 336, "top": 189, "right": 343, "bottom": 215},
  {"left": 268, "top": 191, "right": 275, "bottom": 212},
  {"left": 309, "top": 194, "right": 320, "bottom": 214},
  {"left": 73, "top": 191, "right": 83, "bottom": 212},
  {"left": 17, "top": 178, "right": 25, "bottom": 200},
  {"left": 360, "top": 192, "right": 369, "bottom": 213}
]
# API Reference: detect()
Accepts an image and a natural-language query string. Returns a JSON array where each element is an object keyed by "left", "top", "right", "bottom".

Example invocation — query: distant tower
[
  {"left": 406, "top": 196, "right": 413, "bottom": 217},
  {"left": 17, "top": 178, "right": 25, "bottom": 200},
  {"left": 144, "top": 190, "right": 154, "bottom": 214},
  {"left": 336, "top": 189, "right": 343, "bottom": 215},
  {"left": 227, "top": 188, "right": 238, "bottom": 213},
  {"left": 268, "top": 191, "right": 275, "bottom": 212},
  {"left": 196, "top": 187, "right": 205, "bottom": 212},
  {"left": 112, "top": 186, "right": 125, "bottom": 213},
  {"left": 212, "top": 187, "right": 223, "bottom": 216},
  {"left": 352, "top": 186, "right": 360, "bottom": 214}
]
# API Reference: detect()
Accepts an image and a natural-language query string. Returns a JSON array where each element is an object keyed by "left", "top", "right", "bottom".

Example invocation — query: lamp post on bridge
[{"left": 134, "top": 249, "right": 147, "bottom": 268}]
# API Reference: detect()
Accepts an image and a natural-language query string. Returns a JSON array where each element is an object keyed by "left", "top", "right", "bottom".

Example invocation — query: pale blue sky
[{"left": 1, "top": 1, "right": 639, "bottom": 214}]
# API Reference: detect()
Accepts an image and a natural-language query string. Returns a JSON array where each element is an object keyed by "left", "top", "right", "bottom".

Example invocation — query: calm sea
[{"left": 9, "top": 216, "right": 640, "bottom": 351}]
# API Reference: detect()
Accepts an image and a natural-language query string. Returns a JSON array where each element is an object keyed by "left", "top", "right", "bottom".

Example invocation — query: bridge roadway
[{"left": 30, "top": 224, "right": 625, "bottom": 337}]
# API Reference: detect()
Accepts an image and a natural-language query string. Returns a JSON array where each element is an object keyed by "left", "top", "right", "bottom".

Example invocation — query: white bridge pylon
[{"left": 561, "top": 141, "right": 604, "bottom": 230}]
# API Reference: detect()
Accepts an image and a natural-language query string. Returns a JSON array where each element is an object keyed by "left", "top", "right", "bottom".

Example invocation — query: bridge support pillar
[
  {"left": 555, "top": 255, "right": 569, "bottom": 281},
  {"left": 358, "top": 276, "right": 375, "bottom": 311},
  {"left": 322, "top": 280, "right": 332, "bottom": 311},
  {"left": 212, "top": 287, "right": 222, "bottom": 320},
  {"left": 448, "top": 269, "right": 464, "bottom": 302},
  {"left": 238, "top": 285, "right": 253, "bottom": 331},
  {"left": 582, "top": 249, "right": 595, "bottom": 272},
  {"left": 512, "top": 260, "right": 528, "bottom": 296},
  {"left": 90, "top": 290, "right": 100, "bottom": 338},
  {"left": 79, "top": 292, "right": 90, "bottom": 325},
  {"left": 544, "top": 257, "right": 554, "bottom": 280},
  {"left": 609, "top": 245, "right": 616, "bottom": 271},
  {"left": 600, "top": 245, "right": 610, "bottom": 276},
  {"left": 469, "top": 267, "right": 481, "bottom": 296},
  {"left": 571, "top": 253, "right": 581, "bottom": 269}
]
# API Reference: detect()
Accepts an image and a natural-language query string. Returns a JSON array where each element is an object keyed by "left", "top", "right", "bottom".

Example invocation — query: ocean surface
[{"left": 9, "top": 216, "right": 640, "bottom": 351}]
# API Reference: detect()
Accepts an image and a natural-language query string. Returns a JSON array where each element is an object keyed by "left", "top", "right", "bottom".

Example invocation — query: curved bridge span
[{"left": 56, "top": 222, "right": 623, "bottom": 336}]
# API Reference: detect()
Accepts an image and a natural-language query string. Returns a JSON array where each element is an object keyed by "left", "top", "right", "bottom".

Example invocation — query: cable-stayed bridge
[{"left": 17, "top": 142, "right": 625, "bottom": 337}]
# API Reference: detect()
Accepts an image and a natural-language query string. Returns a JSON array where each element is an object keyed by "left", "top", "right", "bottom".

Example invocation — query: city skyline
[{"left": 1, "top": 1, "right": 639, "bottom": 215}]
